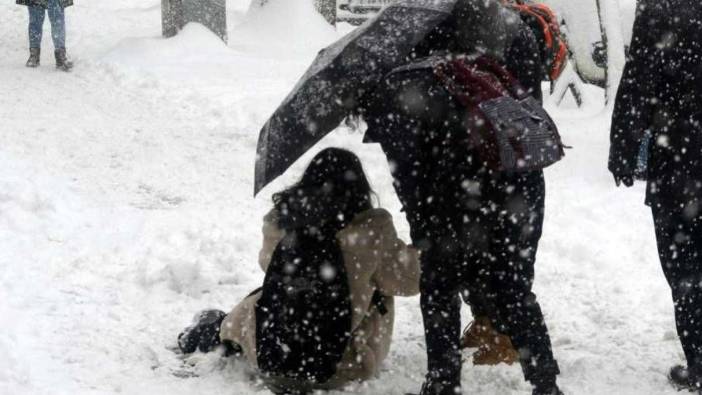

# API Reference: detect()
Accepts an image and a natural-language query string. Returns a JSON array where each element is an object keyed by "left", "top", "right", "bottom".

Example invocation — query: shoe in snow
[
  {"left": 177, "top": 309, "right": 226, "bottom": 354},
  {"left": 26, "top": 48, "right": 40, "bottom": 68},
  {"left": 460, "top": 316, "right": 491, "bottom": 349},
  {"left": 669, "top": 365, "right": 702, "bottom": 392},
  {"left": 472, "top": 333, "right": 519, "bottom": 366},
  {"left": 55, "top": 48, "right": 73, "bottom": 72},
  {"left": 532, "top": 385, "right": 563, "bottom": 395},
  {"left": 406, "top": 380, "right": 461, "bottom": 395}
]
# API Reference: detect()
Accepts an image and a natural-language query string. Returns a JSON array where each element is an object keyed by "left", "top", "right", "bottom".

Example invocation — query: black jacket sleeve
[
  {"left": 608, "top": 0, "right": 668, "bottom": 176},
  {"left": 506, "top": 26, "right": 544, "bottom": 104}
]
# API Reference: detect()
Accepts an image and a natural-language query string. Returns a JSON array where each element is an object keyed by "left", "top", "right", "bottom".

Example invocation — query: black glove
[{"left": 613, "top": 174, "right": 634, "bottom": 187}]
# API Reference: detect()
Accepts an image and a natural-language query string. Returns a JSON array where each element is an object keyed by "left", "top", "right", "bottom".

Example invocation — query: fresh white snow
[{"left": 0, "top": 1, "right": 684, "bottom": 394}]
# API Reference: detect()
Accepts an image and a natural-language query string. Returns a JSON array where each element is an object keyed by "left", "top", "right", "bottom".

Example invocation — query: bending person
[{"left": 360, "top": 1, "right": 562, "bottom": 394}]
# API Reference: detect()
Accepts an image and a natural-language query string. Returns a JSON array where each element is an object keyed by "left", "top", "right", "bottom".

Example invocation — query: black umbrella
[
  {"left": 253, "top": 0, "right": 522, "bottom": 195},
  {"left": 253, "top": 0, "right": 460, "bottom": 195}
]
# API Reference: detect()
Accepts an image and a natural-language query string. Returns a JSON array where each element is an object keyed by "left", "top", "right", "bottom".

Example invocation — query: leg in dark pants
[
  {"left": 653, "top": 201, "right": 702, "bottom": 369},
  {"left": 420, "top": 240, "right": 464, "bottom": 389},
  {"left": 480, "top": 172, "right": 559, "bottom": 385}
]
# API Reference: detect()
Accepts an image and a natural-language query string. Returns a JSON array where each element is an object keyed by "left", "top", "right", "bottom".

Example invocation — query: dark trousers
[
  {"left": 378, "top": 144, "right": 559, "bottom": 388},
  {"left": 652, "top": 201, "right": 702, "bottom": 368},
  {"left": 365, "top": 69, "right": 558, "bottom": 389}
]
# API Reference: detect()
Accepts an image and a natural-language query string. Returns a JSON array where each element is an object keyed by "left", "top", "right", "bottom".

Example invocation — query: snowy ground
[{"left": 0, "top": 1, "right": 685, "bottom": 394}]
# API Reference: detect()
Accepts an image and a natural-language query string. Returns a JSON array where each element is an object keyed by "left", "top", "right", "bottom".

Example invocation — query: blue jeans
[{"left": 28, "top": 0, "right": 65, "bottom": 49}]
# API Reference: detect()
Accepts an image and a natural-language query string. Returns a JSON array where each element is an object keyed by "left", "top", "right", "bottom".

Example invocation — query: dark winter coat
[
  {"left": 16, "top": 0, "right": 73, "bottom": 8},
  {"left": 609, "top": 0, "right": 702, "bottom": 206}
]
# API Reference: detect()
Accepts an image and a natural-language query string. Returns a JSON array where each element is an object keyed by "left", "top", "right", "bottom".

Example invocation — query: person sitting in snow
[
  {"left": 177, "top": 148, "right": 421, "bottom": 395},
  {"left": 16, "top": 0, "right": 74, "bottom": 71}
]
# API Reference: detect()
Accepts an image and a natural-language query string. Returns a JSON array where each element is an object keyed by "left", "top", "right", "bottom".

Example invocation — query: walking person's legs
[
  {"left": 26, "top": 5, "right": 45, "bottom": 67},
  {"left": 652, "top": 201, "right": 702, "bottom": 390}
]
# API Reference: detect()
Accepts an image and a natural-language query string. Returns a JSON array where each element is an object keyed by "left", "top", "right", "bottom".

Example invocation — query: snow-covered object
[
  {"left": 540, "top": 0, "right": 635, "bottom": 83},
  {"left": 162, "top": 0, "right": 228, "bottom": 42},
  {"left": 104, "top": 23, "right": 234, "bottom": 69},
  {"left": 596, "top": 0, "right": 626, "bottom": 105},
  {"left": 232, "top": 0, "right": 337, "bottom": 55}
]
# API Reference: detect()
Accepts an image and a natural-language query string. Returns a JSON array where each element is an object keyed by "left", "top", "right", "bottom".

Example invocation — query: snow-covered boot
[
  {"left": 669, "top": 365, "right": 702, "bottom": 393},
  {"left": 54, "top": 48, "right": 73, "bottom": 72},
  {"left": 177, "top": 309, "right": 226, "bottom": 354},
  {"left": 26, "top": 48, "right": 40, "bottom": 68},
  {"left": 532, "top": 386, "right": 564, "bottom": 395}
]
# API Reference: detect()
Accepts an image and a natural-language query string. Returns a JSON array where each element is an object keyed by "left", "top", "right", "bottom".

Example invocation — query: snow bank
[
  {"left": 0, "top": 153, "right": 91, "bottom": 394},
  {"left": 102, "top": 23, "right": 235, "bottom": 69},
  {"left": 230, "top": 0, "right": 337, "bottom": 56},
  {"left": 543, "top": 0, "right": 636, "bottom": 83}
]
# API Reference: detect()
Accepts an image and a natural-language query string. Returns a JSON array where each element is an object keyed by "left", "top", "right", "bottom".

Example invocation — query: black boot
[
  {"left": 532, "top": 385, "right": 564, "bottom": 395},
  {"left": 26, "top": 48, "right": 40, "bottom": 68},
  {"left": 531, "top": 375, "right": 563, "bottom": 395},
  {"left": 177, "top": 309, "right": 226, "bottom": 354},
  {"left": 405, "top": 379, "right": 460, "bottom": 395},
  {"left": 54, "top": 48, "right": 73, "bottom": 72},
  {"left": 669, "top": 365, "right": 702, "bottom": 393}
]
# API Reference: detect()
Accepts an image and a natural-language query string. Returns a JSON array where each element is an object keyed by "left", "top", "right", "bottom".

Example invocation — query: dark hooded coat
[
  {"left": 609, "top": 0, "right": 702, "bottom": 206},
  {"left": 16, "top": 0, "right": 73, "bottom": 8}
]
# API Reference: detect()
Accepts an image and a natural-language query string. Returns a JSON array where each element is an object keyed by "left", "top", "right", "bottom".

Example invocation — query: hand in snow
[{"left": 613, "top": 174, "right": 634, "bottom": 188}]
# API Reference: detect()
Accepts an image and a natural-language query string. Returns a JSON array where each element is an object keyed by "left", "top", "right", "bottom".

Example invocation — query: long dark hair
[{"left": 272, "top": 148, "right": 373, "bottom": 235}]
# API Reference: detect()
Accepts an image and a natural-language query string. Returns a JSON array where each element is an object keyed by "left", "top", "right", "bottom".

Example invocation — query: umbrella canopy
[{"left": 254, "top": 0, "right": 520, "bottom": 195}]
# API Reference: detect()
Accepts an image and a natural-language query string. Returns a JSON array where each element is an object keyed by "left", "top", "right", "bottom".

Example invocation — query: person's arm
[
  {"left": 257, "top": 210, "right": 285, "bottom": 272},
  {"left": 609, "top": 0, "right": 668, "bottom": 184},
  {"left": 372, "top": 211, "right": 421, "bottom": 297},
  {"left": 506, "top": 26, "right": 544, "bottom": 103}
]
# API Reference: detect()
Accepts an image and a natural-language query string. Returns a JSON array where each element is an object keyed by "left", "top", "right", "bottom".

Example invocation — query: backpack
[
  {"left": 502, "top": 0, "right": 569, "bottom": 81},
  {"left": 255, "top": 228, "right": 352, "bottom": 384},
  {"left": 433, "top": 55, "right": 565, "bottom": 172}
]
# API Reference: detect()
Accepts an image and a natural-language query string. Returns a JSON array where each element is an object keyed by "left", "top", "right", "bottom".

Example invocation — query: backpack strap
[
  {"left": 473, "top": 56, "right": 530, "bottom": 99},
  {"left": 434, "top": 56, "right": 528, "bottom": 103},
  {"left": 372, "top": 290, "right": 388, "bottom": 316},
  {"left": 434, "top": 57, "right": 510, "bottom": 107}
]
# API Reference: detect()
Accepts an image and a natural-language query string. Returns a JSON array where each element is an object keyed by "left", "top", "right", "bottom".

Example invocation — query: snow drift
[{"left": 230, "top": 0, "right": 337, "bottom": 55}]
